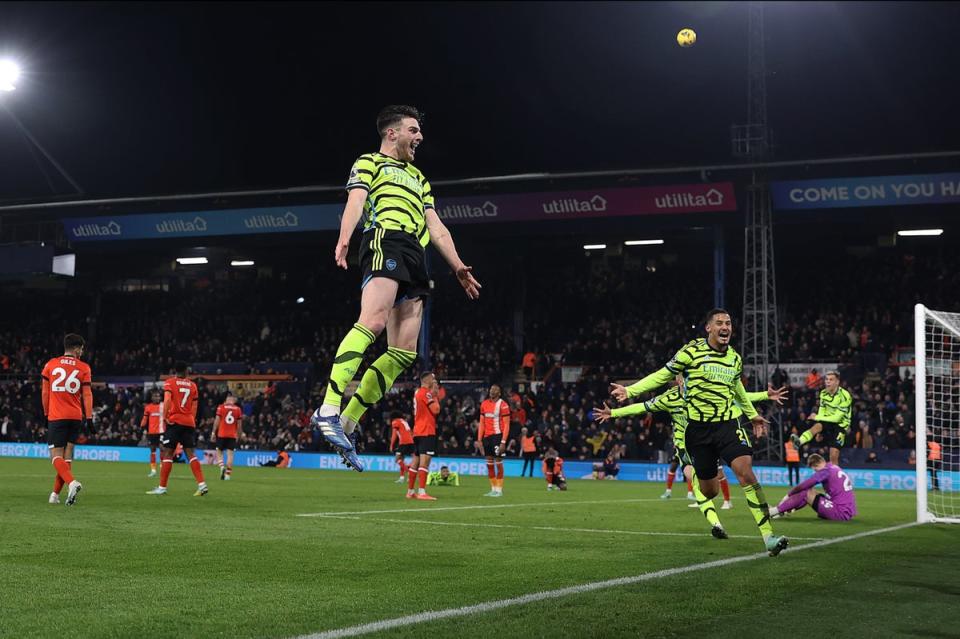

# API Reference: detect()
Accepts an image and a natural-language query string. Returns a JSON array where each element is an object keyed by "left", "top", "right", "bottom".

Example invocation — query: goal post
[{"left": 915, "top": 303, "right": 960, "bottom": 524}]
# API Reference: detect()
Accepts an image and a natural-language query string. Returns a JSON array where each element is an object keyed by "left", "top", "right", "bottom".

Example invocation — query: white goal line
[{"left": 294, "top": 521, "right": 921, "bottom": 639}]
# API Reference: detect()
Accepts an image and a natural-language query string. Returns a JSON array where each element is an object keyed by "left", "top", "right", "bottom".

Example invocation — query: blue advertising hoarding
[
  {"left": 1, "top": 443, "right": 950, "bottom": 491},
  {"left": 771, "top": 172, "right": 960, "bottom": 210},
  {"left": 62, "top": 204, "right": 343, "bottom": 242}
]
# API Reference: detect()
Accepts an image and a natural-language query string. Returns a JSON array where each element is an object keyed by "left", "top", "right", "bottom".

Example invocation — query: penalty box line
[{"left": 294, "top": 521, "right": 921, "bottom": 639}]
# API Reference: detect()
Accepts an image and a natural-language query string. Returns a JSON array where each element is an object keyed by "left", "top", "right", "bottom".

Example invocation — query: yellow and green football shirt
[
  {"left": 815, "top": 387, "right": 853, "bottom": 429},
  {"left": 611, "top": 385, "right": 769, "bottom": 444},
  {"left": 624, "top": 338, "right": 758, "bottom": 423},
  {"left": 346, "top": 152, "right": 435, "bottom": 247}
]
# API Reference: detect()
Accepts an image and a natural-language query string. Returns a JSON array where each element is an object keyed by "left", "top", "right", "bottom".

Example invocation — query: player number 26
[{"left": 51, "top": 367, "right": 81, "bottom": 394}]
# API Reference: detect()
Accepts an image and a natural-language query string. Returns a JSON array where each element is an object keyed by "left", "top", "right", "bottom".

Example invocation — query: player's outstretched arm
[
  {"left": 744, "top": 385, "right": 788, "bottom": 405},
  {"left": 334, "top": 189, "right": 367, "bottom": 270},
  {"left": 424, "top": 208, "right": 481, "bottom": 299},
  {"left": 594, "top": 401, "right": 649, "bottom": 424},
  {"left": 617, "top": 367, "right": 674, "bottom": 400}
]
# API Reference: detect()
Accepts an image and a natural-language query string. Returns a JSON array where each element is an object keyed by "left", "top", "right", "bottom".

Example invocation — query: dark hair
[
  {"left": 64, "top": 333, "right": 85, "bottom": 351},
  {"left": 175, "top": 361, "right": 189, "bottom": 375},
  {"left": 390, "top": 410, "right": 402, "bottom": 420},
  {"left": 704, "top": 308, "right": 731, "bottom": 326},
  {"left": 420, "top": 371, "right": 435, "bottom": 383},
  {"left": 377, "top": 105, "right": 421, "bottom": 138},
  {"left": 545, "top": 457, "right": 556, "bottom": 470}
]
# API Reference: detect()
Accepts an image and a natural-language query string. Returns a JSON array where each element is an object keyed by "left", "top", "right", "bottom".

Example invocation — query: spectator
[
  {"left": 519, "top": 427, "right": 538, "bottom": 477},
  {"left": 522, "top": 351, "right": 536, "bottom": 380},
  {"left": 602, "top": 454, "right": 620, "bottom": 480}
]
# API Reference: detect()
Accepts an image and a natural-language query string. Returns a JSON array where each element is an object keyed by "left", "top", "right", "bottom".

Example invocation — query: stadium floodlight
[
  {"left": 230, "top": 260, "right": 255, "bottom": 266},
  {"left": 296, "top": 297, "right": 305, "bottom": 304},
  {"left": 583, "top": 244, "right": 607, "bottom": 250},
  {"left": 175, "top": 257, "right": 208, "bottom": 265},
  {"left": 624, "top": 239, "right": 665, "bottom": 246},
  {"left": 898, "top": 229, "right": 943, "bottom": 237},
  {"left": 0, "top": 59, "right": 19, "bottom": 92}
]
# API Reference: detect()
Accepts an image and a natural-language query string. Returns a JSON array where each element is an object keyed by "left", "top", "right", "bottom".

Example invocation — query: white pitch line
[
  {"left": 295, "top": 497, "right": 666, "bottom": 518},
  {"left": 295, "top": 521, "right": 921, "bottom": 639},
  {"left": 313, "top": 514, "right": 826, "bottom": 542}
]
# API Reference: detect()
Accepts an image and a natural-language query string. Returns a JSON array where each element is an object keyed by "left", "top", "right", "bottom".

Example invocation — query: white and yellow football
[{"left": 677, "top": 28, "right": 697, "bottom": 48}]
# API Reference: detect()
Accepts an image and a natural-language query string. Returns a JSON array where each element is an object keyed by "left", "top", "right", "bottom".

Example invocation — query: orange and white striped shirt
[{"left": 479, "top": 398, "right": 511, "bottom": 438}]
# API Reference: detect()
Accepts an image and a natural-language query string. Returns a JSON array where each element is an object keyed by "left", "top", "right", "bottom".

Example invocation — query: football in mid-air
[{"left": 677, "top": 28, "right": 696, "bottom": 48}]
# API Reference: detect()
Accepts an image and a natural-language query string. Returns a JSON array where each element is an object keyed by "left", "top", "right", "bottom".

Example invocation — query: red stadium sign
[{"left": 437, "top": 182, "right": 737, "bottom": 224}]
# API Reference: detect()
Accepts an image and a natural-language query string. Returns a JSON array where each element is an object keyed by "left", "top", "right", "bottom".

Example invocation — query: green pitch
[{"left": 2, "top": 457, "right": 958, "bottom": 639}]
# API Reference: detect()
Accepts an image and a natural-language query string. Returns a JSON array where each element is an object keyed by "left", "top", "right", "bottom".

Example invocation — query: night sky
[{"left": 1, "top": 1, "right": 958, "bottom": 201}]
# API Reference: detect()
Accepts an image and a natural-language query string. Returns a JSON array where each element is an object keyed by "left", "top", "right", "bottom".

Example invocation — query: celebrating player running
[
  {"left": 608, "top": 308, "right": 789, "bottom": 557},
  {"left": 309, "top": 105, "right": 480, "bottom": 472}
]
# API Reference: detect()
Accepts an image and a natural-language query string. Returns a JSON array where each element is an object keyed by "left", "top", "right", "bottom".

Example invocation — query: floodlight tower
[{"left": 731, "top": 2, "right": 781, "bottom": 459}]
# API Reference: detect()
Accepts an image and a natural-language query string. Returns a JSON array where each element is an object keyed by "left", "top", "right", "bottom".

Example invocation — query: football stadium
[{"left": 1, "top": 3, "right": 959, "bottom": 638}]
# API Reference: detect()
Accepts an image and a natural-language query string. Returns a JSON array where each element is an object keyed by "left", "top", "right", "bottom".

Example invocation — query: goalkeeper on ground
[{"left": 427, "top": 465, "right": 460, "bottom": 486}]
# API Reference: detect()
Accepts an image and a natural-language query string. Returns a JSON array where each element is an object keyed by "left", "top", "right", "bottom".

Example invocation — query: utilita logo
[
  {"left": 244, "top": 211, "right": 300, "bottom": 229},
  {"left": 438, "top": 201, "right": 498, "bottom": 220},
  {"left": 542, "top": 195, "right": 607, "bottom": 214},
  {"left": 655, "top": 188, "right": 725, "bottom": 209},
  {"left": 156, "top": 217, "right": 208, "bottom": 233},
  {"left": 70, "top": 220, "right": 122, "bottom": 238}
]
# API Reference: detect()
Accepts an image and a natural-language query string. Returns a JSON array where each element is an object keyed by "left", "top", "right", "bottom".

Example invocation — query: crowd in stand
[{"left": 2, "top": 249, "right": 958, "bottom": 465}]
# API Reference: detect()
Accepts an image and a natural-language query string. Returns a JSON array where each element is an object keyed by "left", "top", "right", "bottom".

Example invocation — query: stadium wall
[{"left": 2, "top": 443, "right": 952, "bottom": 491}]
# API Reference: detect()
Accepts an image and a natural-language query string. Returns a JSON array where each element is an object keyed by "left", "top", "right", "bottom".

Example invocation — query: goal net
[{"left": 915, "top": 304, "right": 960, "bottom": 523}]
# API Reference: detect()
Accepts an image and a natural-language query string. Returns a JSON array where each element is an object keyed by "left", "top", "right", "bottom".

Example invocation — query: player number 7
[{"left": 178, "top": 387, "right": 190, "bottom": 408}]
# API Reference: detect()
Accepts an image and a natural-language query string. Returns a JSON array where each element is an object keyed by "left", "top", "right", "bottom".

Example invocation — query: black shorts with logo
[
  {"left": 414, "top": 435, "right": 437, "bottom": 456},
  {"left": 684, "top": 418, "right": 753, "bottom": 481},
  {"left": 216, "top": 437, "right": 237, "bottom": 451},
  {"left": 395, "top": 443, "right": 415, "bottom": 456},
  {"left": 47, "top": 420, "right": 81, "bottom": 448},
  {"left": 160, "top": 424, "right": 196, "bottom": 449},
  {"left": 358, "top": 228, "right": 431, "bottom": 303},
  {"left": 147, "top": 434, "right": 162, "bottom": 448},
  {"left": 817, "top": 421, "right": 845, "bottom": 449},
  {"left": 483, "top": 435, "right": 507, "bottom": 457}
]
